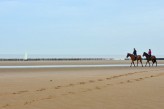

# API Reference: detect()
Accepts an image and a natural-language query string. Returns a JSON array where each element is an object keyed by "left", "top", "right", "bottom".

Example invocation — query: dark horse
[
  {"left": 127, "top": 53, "right": 143, "bottom": 67},
  {"left": 143, "top": 52, "right": 157, "bottom": 67}
]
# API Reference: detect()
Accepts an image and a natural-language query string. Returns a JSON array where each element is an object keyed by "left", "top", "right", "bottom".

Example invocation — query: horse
[
  {"left": 143, "top": 52, "right": 157, "bottom": 67},
  {"left": 126, "top": 53, "right": 143, "bottom": 67}
]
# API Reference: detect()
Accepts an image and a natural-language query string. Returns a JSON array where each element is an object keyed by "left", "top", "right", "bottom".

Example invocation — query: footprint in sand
[
  {"left": 12, "top": 90, "right": 29, "bottom": 94},
  {"left": 61, "top": 93, "right": 68, "bottom": 96},
  {"left": 36, "top": 88, "right": 46, "bottom": 92},
  {"left": 117, "top": 75, "right": 123, "bottom": 77},
  {"left": 2, "top": 104, "right": 10, "bottom": 108},
  {"left": 24, "top": 101, "right": 32, "bottom": 105},
  {"left": 54, "top": 86, "right": 62, "bottom": 89},
  {"left": 68, "top": 92, "right": 75, "bottom": 94},
  {"left": 79, "top": 82, "right": 86, "bottom": 85},
  {"left": 41, "top": 96, "right": 53, "bottom": 100},
  {"left": 144, "top": 77, "right": 149, "bottom": 79},
  {"left": 139, "top": 78, "right": 143, "bottom": 80},
  {"left": 45, "top": 96, "right": 53, "bottom": 100},
  {"left": 140, "top": 71, "right": 148, "bottom": 73},
  {"left": 124, "top": 74, "right": 129, "bottom": 76},
  {"left": 97, "top": 79, "right": 103, "bottom": 81},
  {"left": 89, "top": 80, "right": 95, "bottom": 83},
  {"left": 105, "top": 73, "right": 135, "bottom": 81},
  {"left": 119, "top": 82, "right": 124, "bottom": 84},
  {"left": 116, "top": 75, "right": 122, "bottom": 78},
  {"left": 112, "top": 76, "right": 118, "bottom": 78},
  {"left": 134, "top": 79, "right": 140, "bottom": 81},
  {"left": 25, "top": 100, "right": 36, "bottom": 105},
  {"left": 127, "top": 80, "right": 132, "bottom": 83},
  {"left": 83, "top": 89, "right": 92, "bottom": 92},
  {"left": 106, "top": 78, "right": 111, "bottom": 80},
  {"left": 134, "top": 77, "right": 146, "bottom": 82},
  {"left": 95, "top": 86, "right": 101, "bottom": 90},
  {"left": 68, "top": 83, "right": 75, "bottom": 86}
]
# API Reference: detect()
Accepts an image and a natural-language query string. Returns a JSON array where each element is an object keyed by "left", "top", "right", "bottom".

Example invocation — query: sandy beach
[{"left": 0, "top": 60, "right": 164, "bottom": 109}]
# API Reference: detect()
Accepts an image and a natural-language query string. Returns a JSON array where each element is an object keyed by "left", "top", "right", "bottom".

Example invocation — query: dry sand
[{"left": 0, "top": 60, "right": 164, "bottom": 109}]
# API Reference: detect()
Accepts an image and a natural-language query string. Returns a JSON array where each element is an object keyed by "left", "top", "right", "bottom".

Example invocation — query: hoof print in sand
[
  {"left": 89, "top": 80, "right": 95, "bottom": 83},
  {"left": 79, "top": 82, "right": 86, "bottom": 85},
  {"left": 36, "top": 88, "right": 46, "bottom": 92},
  {"left": 12, "top": 90, "right": 29, "bottom": 95},
  {"left": 95, "top": 86, "right": 101, "bottom": 90},
  {"left": 97, "top": 79, "right": 103, "bottom": 81},
  {"left": 54, "top": 86, "right": 62, "bottom": 89}
]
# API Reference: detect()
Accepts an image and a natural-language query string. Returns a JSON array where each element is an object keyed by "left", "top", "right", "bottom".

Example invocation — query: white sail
[{"left": 24, "top": 52, "right": 28, "bottom": 60}]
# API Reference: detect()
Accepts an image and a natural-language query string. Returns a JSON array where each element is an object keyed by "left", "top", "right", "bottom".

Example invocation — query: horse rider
[
  {"left": 133, "top": 48, "right": 137, "bottom": 60},
  {"left": 148, "top": 49, "right": 152, "bottom": 59}
]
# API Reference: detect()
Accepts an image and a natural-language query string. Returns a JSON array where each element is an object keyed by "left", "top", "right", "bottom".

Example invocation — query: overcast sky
[{"left": 0, "top": 0, "right": 164, "bottom": 56}]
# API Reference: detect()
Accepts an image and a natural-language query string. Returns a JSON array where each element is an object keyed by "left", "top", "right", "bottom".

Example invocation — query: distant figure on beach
[
  {"left": 133, "top": 48, "right": 137, "bottom": 59},
  {"left": 148, "top": 49, "right": 152, "bottom": 58}
]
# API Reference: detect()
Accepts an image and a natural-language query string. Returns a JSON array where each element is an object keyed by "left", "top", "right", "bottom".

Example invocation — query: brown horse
[
  {"left": 143, "top": 52, "right": 157, "bottom": 67},
  {"left": 126, "top": 53, "right": 143, "bottom": 67}
]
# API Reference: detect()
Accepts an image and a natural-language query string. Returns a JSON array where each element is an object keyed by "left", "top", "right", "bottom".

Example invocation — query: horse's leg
[
  {"left": 140, "top": 59, "right": 143, "bottom": 67},
  {"left": 145, "top": 61, "right": 147, "bottom": 67},
  {"left": 137, "top": 60, "right": 138, "bottom": 67},
  {"left": 133, "top": 61, "right": 135, "bottom": 67},
  {"left": 148, "top": 61, "right": 150, "bottom": 67},
  {"left": 130, "top": 61, "right": 132, "bottom": 67},
  {"left": 154, "top": 59, "right": 157, "bottom": 67},
  {"left": 152, "top": 60, "right": 154, "bottom": 66}
]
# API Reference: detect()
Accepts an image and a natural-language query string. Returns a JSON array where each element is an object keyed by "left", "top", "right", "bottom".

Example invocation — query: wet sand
[{"left": 0, "top": 60, "right": 164, "bottom": 109}]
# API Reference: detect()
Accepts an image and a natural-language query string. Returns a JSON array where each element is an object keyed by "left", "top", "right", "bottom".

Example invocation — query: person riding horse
[
  {"left": 148, "top": 49, "right": 152, "bottom": 59},
  {"left": 133, "top": 48, "right": 137, "bottom": 60},
  {"left": 126, "top": 53, "right": 143, "bottom": 67},
  {"left": 143, "top": 51, "right": 157, "bottom": 67}
]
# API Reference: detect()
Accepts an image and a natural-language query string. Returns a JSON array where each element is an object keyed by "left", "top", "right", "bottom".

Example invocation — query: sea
[{"left": 0, "top": 54, "right": 163, "bottom": 60}]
